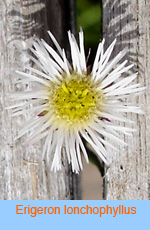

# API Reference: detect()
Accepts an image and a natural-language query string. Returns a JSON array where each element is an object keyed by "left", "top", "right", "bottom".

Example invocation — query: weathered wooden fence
[
  {"left": 0, "top": 0, "right": 149, "bottom": 200},
  {"left": 0, "top": 0, "right": 80, "bottom": 200},
  {"left": 103, "top": 0, "right": 150, "bottom": 199}
]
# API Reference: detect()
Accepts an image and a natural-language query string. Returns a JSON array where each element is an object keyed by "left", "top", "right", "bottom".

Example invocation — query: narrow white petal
[
  {"left": 68, "top": 31, "right": 82, "bottom": 74},
  {"left": 75, "top": 136, "right": 83, "bottom": 170},
  {"left": 51, "top": 131, "right": 64, "bottom": 171},
  {"left": 97, "top": 111, "right": 134, "bottom": 123},
  {"left": 65, "top": 133, "right": 71, "bottom": 164},
  {"left": 10, "top": 90, "right": 49, "bottom": 100},
  {"left": 108, "top": 60, "right": 128, "bottom": 75},
  {"left": 76, "top": 133, "right": 89, "bottom": 163},
  {"left": 104, "top": 103, "right": 143, "bottom": 114},
  {"left": 80, "top": 130, "right": 109, "bottom": 164},
  {"left": 15, "top": 115, "right": 48, "bottom": 140},
  {"left": 62, "top": 49, "right": 70, "bottom": 75},
  {"left": 42, "top": 128, "right": 53, "bottom": 160},
  {"left": 79, "top": 29, "right": 86, "bottom": 71},
  {"left": 106, "top": 85, "right": 146, "bottom": 96},
  {"left": 91, "top": 122, "right": 127, "bottom": 146},
  {"left": 28, "top": 115, "right": 52, "bottom": 139},
  {"left": 30, "top": 47, "right": 63, "bottom": 80},
  {"left": 25, "top": 130, "right": 49, "bottom": 146},
  {"left": 99, "top": 72, "right": 121, "bottom": 90},
  {"left": 16, "top": 71, "right": 50, "bottom": 87},
  {"left": 48, "top": 31, "right": 63, "bottom": 56},
  {"left": 92, "top": 39, "right": 105, "bottom": 79},
  {"left": 46, "top": 129, "right": 54, "bottom": 161},
  {"left": 97, "top": 135, "right": 119, "bottom": 151},
  {"left": 6, "top": 102, "right": 28, "bottom": 110},
  {"left": 103, "top": 73, "right": 138, "bottom": 93},
  {"left": 26, "top": 67, "right": 59, "bottom": 83},
  {"left": 69, "top": 132, "right": 79, "bottom": 173},
  {"left": 41, "top": 39, "right": 65, "bottom": 70},
  {"left": 96, "top": 48, "right": 127, "bottom": 81},
  {"left": 86, "top": 127, "right": 111, "bottom": 158},
  {"left": 95, "top": 39, "right": 117, "bottom": 81}
]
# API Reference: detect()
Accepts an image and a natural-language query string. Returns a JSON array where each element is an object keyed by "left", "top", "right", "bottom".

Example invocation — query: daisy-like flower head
[{"left": 10, "top": 30, "right": 145, "bottom": 173}]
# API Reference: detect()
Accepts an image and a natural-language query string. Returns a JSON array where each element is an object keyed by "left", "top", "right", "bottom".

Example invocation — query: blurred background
[{"left": 77, "top": 0, "right": 103, "bottom": 200}]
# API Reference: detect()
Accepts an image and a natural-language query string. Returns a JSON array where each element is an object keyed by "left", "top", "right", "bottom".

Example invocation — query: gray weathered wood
[
  {"left": 103, "top": 0, "right": 150, "bottom": 199},
  {"left": 0, "top": 0, "right": 80, "bottom": 200}
]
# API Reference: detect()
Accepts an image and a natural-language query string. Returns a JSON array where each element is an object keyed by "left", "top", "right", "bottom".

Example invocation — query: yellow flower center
[{"left": 48, "top": 73, "right": 104, "bottom": 130}]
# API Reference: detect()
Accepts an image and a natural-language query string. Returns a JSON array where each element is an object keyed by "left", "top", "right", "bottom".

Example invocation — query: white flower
[{"left": 9, "top": 30, "right": 145, "bottom": 173}]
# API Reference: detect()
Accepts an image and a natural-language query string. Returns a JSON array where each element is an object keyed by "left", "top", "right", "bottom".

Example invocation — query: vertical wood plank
[
  {"left": 102, "top": 0, "right": 150, "bottom": 199},
  {"left": 0, "top": 0, "right": 80, "bottom": 200}
]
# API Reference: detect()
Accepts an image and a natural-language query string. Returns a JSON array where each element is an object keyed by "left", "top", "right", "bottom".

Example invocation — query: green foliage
[{"left": 77, "top": 0, "right": 102, "bottom": 50}]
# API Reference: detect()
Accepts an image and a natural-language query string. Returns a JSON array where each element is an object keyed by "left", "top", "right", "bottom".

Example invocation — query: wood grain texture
[
  {"left": 0, "top": 0, "right": 80, "bottom": 200},
  {"left": 102, "top": 0, "right": 150, "bottom": 199}
]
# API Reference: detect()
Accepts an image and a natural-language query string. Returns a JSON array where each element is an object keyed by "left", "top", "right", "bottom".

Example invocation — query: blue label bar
[{"left": 0, "top": 201, "right": 149, "bottom": 230}]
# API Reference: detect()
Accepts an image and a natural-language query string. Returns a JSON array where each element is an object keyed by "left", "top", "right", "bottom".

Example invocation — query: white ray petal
[
  {"left": 96, "top": 135, "right": 119, "bottom": 151},
  {"left": 26, "top": 67, "right": 60, "bottom": 83},
  {"left": 103, "top": 73, "right": 138, "bottom": 93},
  {"left": 8, "top": 99, "right": 44, "bottom": 114},
  {"left": 91, "top": 122, "right": 127, "bottom": 146},
  {"left": 96, "top": 48, "right": 127, "bottom": 81},
  {"left": 97, "top": 111, "right": 134, "bottom": 123},
  {"left": 27, "top": 114, "right": 52, "bottom": 139},
  {"left": 98, "top": 72, "right": 121, "bottom": 90},
  {"left": 41, "top": 39, "right": 65, "bottom": 70},
  {"left": 42, "top": 128, "right": 53, "bottom": 160},
  {"left": 30, "top": 47, "right": 63, "bottom": 79},
  {"left": 95, "top": 39, "right": 117, "bottom": 81},
  {"left": 6, "top": 102, "right": 29, "bottom": 110},
  {"left": 106, "top": 85, "right": 146, "bottom": 96},
  {"left": 45, "top": 129, "right": 54, "bottom": 161},
  {"left": 68, "top": 31, "right": 82, "bottom": 74},
  {"left": 80, "top": 130, "right": 109, "bottom": 164},
  {"left": 86, "top": 127, "right": 111, "bottom": 158},
  {"left": 76, "top": 133, "right": 89, "bottom": 163},
  {"left": 79, "top": 29, "right": 86, "bottom": 72},
  {"left": 108, "top": 60, "right": 128, "bottom": 75},
  {"left": 69, "top": 132, "right": 79, "bottom": 173},
  {"left": 62, "top": 49, "right": 70, "bottom": 76},
  {"left": 51, "top": 131, "right": 64, "bottom": 171},
  {"left": 92, "top": 39, "right": 105, "bottom": 79},
  {"left": 15, "top": 115, "right": 48, "bottom": 140},
  {"left": 10, "top": 90, "right": 49, "bottom": 100},
  {"left": 25, "top": 130, "right": 49, "bottom": 146},
  {"left": 104, "top": 104, "right": 144, "bottom": 114},
  {"left": 75, "top": 136, "right": 83, "bottom": 170},
  {"left": 48, "top": 31, "right": 63, "bottom": 56},
  {"left": 99, "top": 65, "right": 135, "bottom": 90},
  {"left": 16, "top": 71, "right": 50, "bottom": 87},
  {"left": 65, "top": 133, "right": 71, "bottom": 164}
]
